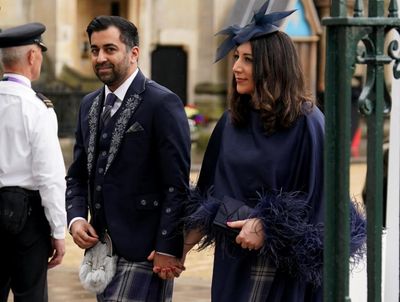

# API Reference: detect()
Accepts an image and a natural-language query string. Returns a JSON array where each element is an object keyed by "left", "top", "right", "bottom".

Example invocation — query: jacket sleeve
[{"left": 152, "top": 93, "right": 191, "bottom": 257}]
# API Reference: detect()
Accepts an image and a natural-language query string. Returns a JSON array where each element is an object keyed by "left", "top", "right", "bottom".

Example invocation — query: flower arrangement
[{"left": 185, "top": 104, "right": 206, "bottom": 141}]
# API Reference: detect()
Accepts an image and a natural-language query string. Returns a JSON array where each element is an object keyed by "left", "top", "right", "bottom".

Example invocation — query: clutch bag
[{"left": 213, "top": 196, "right": 252, "bottom": 235}]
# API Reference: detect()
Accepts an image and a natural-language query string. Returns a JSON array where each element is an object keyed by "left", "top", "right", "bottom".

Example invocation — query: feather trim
[
  {"left": 250, "top": 191, "right": 324, "bottom": 286},
  {"left": 251, "top": 191, "right": 366, "bottom": 286},
  {"left": 183, "top": 188, "right": 366, "bottom": 286},
  {"left": 349, "top": 200, "right": 367, "bottom": 270},
  {"left": 183, "top": 187, "right": 221, "bottom": 249}
]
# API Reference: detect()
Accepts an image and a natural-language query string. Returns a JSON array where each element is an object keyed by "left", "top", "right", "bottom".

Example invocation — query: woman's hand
[{"left": 227, "top": 218, "right": 265, "bottom": 251}]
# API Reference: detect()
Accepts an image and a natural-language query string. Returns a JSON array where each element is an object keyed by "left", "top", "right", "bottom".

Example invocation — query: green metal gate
[{"left": 323, "top": 0, "right": 400, "bottom": 301}]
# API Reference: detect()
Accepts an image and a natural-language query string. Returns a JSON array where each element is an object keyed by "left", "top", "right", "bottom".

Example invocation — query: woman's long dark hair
[{"left": 229, "top": 31, "right": 314, "bottom": 134}]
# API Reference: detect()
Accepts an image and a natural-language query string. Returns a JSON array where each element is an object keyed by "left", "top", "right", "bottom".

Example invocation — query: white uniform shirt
[{"left": 0, "top": 73, "right": 66, "bottom": 239}]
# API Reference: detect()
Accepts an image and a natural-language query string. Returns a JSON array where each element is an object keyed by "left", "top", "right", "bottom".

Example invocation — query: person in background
[
  {"left": 66, "top": 15, "right": 190, "bottom": 301},
  {"left": 0, "top": 23, "right": 66, "bottom": 302},
  {"left": 182, "top": 1, "right": 366, "bottom": 301}
]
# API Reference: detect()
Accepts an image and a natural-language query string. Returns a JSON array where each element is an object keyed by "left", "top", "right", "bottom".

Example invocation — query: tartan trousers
[{"left": 97, "top": 257, "right": 173, "bottom": 302}]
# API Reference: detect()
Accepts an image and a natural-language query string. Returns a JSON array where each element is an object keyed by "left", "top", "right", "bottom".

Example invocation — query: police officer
[{"left": 0, "top": 23, "right": 66, "bottom": 302}]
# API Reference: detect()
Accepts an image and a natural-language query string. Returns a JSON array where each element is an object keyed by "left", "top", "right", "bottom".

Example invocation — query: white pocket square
[{"left": 126, "top": 122, "right": 144, "bottom": 133}]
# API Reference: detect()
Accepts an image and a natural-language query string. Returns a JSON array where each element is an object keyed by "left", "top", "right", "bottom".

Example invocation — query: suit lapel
[
  {"left": 87, "top": 89, "right": 104, "bottom": 177},
  {"left": 104, "top": 70, "right": 147, "bottom": 174},
  {"left": 105, "top": 92, "right": 142, "bottom": 173}
]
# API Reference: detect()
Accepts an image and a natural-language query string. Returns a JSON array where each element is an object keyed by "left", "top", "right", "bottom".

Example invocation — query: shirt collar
[
  {"left": 104, "top": 68, "right": 139, "bottom": 101},
  {"left": 3, "top": 73, "right": 31, "bottom": 88}
]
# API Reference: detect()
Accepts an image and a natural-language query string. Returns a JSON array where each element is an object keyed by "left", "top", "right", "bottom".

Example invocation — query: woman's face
[{"left": 232, "top": 42, "right": 255, "bottom": 95}]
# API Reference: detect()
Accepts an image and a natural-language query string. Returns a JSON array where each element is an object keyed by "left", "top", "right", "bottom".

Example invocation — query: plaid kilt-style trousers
[{"left": 97, "top": 257, "right": 173, "bottom": 302}]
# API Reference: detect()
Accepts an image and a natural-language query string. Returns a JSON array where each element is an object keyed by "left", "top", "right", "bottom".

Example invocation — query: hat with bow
[{"left": 215, "top": 0, "right": 295, "bottom": 62}]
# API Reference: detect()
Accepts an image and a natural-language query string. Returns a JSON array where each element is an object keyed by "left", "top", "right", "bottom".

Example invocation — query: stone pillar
[
  {"left": 136, "top": 0, "right": 152, "bottom": 77},
  {"left": 54, "top": 0, "right": 80, "bottom": 76},
  {"left": 314, "top": 0, "right": 330, "bottom": 95},
  {"left": 126, "top": 0, "right": 140, "bottom": 25}
]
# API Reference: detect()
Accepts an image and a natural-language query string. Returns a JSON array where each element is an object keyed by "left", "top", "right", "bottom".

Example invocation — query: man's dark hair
[{"left": 86, "top": 15, "right": 139, "bottom": 49}]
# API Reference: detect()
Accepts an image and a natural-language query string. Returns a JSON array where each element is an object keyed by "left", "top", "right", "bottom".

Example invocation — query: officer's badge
[{"left": 36, "top": 92, "right": 54, "bottom": 108}]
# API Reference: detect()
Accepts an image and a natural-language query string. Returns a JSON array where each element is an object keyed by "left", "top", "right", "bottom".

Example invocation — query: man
[
  {"left": 0, "top": 23, "right": 66, "bottom": 302},
  {"left": 66, "top": 16, "right": 190, "bottom": 301}
]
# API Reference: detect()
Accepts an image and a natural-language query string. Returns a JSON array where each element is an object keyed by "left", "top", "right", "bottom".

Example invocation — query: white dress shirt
[{"left": 0, "top": 73, "right": 67, "bottom": 239}]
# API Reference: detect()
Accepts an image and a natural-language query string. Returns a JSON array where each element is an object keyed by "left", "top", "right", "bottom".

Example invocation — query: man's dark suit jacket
[{"left": 66, "top": 69, "right": 191, "bottom": 261}]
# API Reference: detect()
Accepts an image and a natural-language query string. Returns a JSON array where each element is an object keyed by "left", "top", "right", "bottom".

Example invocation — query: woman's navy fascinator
[{"left": 215, "top": 0, "right": 296, "bottom": 62}]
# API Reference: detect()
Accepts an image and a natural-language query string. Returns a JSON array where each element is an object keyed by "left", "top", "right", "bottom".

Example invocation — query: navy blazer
[{"left": 66, "top": 70, "right": 191, "bottom": 261}]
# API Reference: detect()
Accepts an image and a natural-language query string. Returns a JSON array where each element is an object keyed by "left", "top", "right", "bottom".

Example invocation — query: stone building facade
[{"left": 0, "top": 0, "right": 327, "bottom": 111}]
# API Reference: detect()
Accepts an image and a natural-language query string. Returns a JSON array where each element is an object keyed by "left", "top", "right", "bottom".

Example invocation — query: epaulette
[{"left": 36, "top": 92, "right": 54, "bottom": 108}]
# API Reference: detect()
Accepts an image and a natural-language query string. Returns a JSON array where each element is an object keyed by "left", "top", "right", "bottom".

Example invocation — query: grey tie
[{"left": 101, "top": 93, "right": 117, "bottom": 127}]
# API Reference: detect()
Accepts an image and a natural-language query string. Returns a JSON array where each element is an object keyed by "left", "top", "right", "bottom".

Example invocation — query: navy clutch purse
[{"left": 213, "top": 196, "right": 253, "bottom": 235}]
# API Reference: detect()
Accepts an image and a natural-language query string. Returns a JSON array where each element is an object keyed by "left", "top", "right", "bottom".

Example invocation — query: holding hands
[
  {"left": 147, "top": 229, "right": 204, "bottom": 280},
  {"left": 147, "top": 251, "right": 186, "bottom": 279}
]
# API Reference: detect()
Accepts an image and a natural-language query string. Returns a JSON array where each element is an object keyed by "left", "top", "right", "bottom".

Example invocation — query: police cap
[{"left": 0, "top": 22, "right": 47, "bottom": 52}]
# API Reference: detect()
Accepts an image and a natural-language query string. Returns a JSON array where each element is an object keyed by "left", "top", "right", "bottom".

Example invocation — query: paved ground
[
  {"left": 44, "top": 242, "right": 213, "bottom": 302},
  {"left": 7, "top": 163, "right": 368, "bottom": 301}
]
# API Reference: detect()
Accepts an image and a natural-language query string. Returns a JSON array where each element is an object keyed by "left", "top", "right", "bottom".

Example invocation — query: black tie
[{"left": 101, "top": 93, "right": 117, "bottom": 127}]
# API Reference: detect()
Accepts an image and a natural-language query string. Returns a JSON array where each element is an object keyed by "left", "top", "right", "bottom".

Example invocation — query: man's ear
[
  {"left": 27, "top": 48, "right": 36, "bottom": 66},
  {"left": 130, "top": 46, "right": 139, "bottom": 64}
]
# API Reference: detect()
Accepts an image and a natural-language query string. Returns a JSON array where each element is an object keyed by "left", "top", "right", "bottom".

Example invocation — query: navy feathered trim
[
  {"left": 250, "top": 191, "right": 324, "bottom": 286},
  {"left": 183, "top": 188, "right": 366, "bottom": 286},
  {"left": 251, "top": 191, "right": 366, "bottom": 287},
  {"left": 183, "top": 187, "right": 221, "bottom": 249},
  {"left": 349, "top": 200, "right": 367, "bottom": 270}
]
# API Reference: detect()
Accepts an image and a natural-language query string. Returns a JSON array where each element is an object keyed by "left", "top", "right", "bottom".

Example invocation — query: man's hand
[
  {"left": 48, "top": 238, "right": 65, "bottom": 269},
  {"left": 227, "top": 218, "right": 265, "bottom": 251},
  {"left": 70, "top": 219, "right": 99, "bottom": 249},
  {"left": 147, "top": 251, "right": 185, "bottom": 279}
]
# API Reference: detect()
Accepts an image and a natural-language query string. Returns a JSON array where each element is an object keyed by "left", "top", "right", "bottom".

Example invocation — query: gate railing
[{"left": 322, "top": 0, "right": 400, "bottom": 301}]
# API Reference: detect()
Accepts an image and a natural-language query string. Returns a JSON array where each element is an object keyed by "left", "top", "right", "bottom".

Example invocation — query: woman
[{"left": 183, "top": 1, "right": 366, "bottom": 301}]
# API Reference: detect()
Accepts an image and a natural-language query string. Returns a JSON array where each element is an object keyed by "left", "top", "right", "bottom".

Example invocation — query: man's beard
[{"left": 94, "top": 63, "right": 118, "bottom": 86}]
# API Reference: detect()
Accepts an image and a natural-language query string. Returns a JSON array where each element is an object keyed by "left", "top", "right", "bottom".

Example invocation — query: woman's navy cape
[{"left": 185, "top": 107, "right": 366, "bottom": 302}]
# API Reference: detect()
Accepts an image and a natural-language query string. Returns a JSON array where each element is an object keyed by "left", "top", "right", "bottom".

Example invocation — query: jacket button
[
  {"left": 66, "top": 189, "right": 72, "bottom": 196},
  {"left": 102, "top": 133, "right": 108, "bottom": 139},
  {"left": 96, "top": 185, "right": 102, "bottom": 191},
  {"left": 165, "top": 208, "right": 171, "bottom": 214},
  {"left": 161, "top": 230, "right": 167, "bottom": 236},
  {"left": 98, "top": 168, "right": 104, "bottom": 174},
  {"left": 153, "top": 200, "right": 159, "bottom": 206},
  {"left": 95, "top": 203, "right": 101, "bottom": 209},
  {"left": 168, "top": 187, "right": 174, "bottom": 193},
  {"left": 140, "top": 199, "right": 147, "bottom": 206},
  {"left": 101, "top": 151, "right": 107, "bottom": 156}
]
